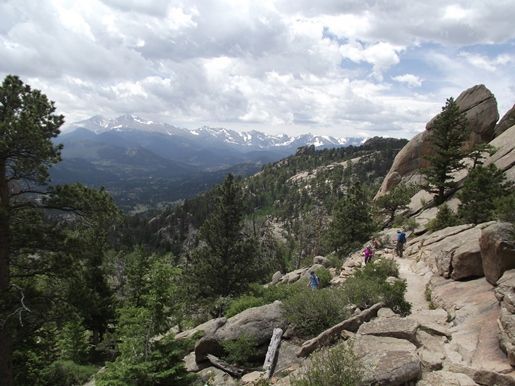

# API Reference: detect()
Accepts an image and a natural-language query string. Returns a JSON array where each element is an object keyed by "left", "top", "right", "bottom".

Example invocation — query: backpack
[{"left": 398, "top": 232, "right": 406, "bottom": 243}]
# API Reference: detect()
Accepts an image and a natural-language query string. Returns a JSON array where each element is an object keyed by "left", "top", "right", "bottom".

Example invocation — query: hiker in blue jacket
[
  {"left": 395, "top": 230, "right": 407, "bottom": 257},
  {"left": 308, "top": 271, "right": 320, "bottom": 289}
]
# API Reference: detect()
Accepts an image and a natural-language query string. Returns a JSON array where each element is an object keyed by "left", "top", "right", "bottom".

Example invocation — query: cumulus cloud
[
  {"left": 392, "top": 74, "right": 423, "bottom": 87},
  {"left": 0, "top": 0, "right": 514, "bottom": 139}
]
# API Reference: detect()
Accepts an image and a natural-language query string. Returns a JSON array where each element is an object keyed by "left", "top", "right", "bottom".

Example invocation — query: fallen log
[
  {"left": 206, "top": 354, "right": 245, "bottom": 378},
  {"left": 263, "top": 327, "right": 283, "bottom": 378},
  {"left": 297, "top": 302, "right": 384, "bottom": 357}
]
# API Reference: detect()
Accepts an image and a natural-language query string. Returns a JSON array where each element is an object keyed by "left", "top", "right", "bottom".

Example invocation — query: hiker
[
  {"left": 395, "top": 230, "right": 407, "bottom": 257},
  {"left": 363, "top": 245, "right": 374, "bottom": 264},
  {"left": 308, "top": 271, "right": 320, "bottom": 289}
]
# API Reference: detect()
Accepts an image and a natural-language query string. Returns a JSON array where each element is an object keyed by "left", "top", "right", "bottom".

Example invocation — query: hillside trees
[
  {"left": 0, "top": 75, "right": 120, "bottom": 385},
  {"left": 422, "top": 97, "right": 469, "bottom": 204},
  {"left": 375, "top": 183, "right": 418, "bottom": 225},
  {"left": 325, "top": 182, "right": 376, "bottom": 257},
  {"left": 187, "top": 174, "right": 262, "bottom": 304}
]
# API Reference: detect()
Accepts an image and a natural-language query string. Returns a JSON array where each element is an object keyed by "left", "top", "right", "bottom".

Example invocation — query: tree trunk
[{"left": 0, "top": 161, "right": 13, "bottom": 386}]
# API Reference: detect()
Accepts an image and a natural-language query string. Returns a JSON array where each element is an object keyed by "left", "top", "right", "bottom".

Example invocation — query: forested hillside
[{"left": 116, "top": 137, "right": 407, "bottom": 261}]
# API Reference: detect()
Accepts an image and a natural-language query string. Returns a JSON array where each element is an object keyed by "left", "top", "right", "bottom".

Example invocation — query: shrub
[
  {"left": 221, "top": 334, "right": 262, "bottom": 367},
  {"left": 427, "top": 204, "right": 460, "bottom": 231},
  {"left": 495, "top": 192, "right": 515, "bottom": 225},
  {"left": 291, "top": 342, "right": 362, "bottom": 386},
  {"left": 225, "top": 295, "right": 267, "bottom": 318},
  {"left": 340, "top": 259, "right": 410, "bottom": 316},
  {"left": 284, "top": 286, "right": 350, "bottom": 338},
  {"left": 315, "top": 267, "right": 332, "bottom": 289},
  {"left": 42, "top": 360, "right": 97, "bottom": 386}
]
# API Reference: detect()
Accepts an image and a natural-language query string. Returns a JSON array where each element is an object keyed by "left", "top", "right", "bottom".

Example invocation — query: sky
[{"left": 1, "top": 0, "right": 514, "bottom": 139}]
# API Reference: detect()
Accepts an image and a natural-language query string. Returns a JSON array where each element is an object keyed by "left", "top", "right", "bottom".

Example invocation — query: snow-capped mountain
[{"left": 65, "top": 115, "right": 365, "bottom": 150}]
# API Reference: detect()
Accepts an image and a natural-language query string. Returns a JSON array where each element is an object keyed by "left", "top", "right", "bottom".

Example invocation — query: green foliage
[
  {"left": 315, "top": 267, "right": 332, "bottom": 289},
  {"left": 495, "top": 192, "right": 515, "bottom": 225},
  {"left": 375, "top": 183, "right": 418, "bottom": 224},
  {"left": 96, "top": 335, "right": 196, "bottom": 386},
  {"left": 42, "top": 360, "right": 97, "bottom": 386},
  {"left": 458, "top": 164, "right": 512, "bottom": 224},
  {"left": 188, "top": 174, "right": 262, "bottom": 300},
  {"left": 284, "top": 287, "right": 350, "bottom": 338},
  {"left": 325, "top": 182, "right": 376, "bottom": 257},
  {"left": 428, "top": 204, "right": 461, "bottom": 231},
  {"left": 292, "top": 342, "right": 362, "bottom": 386},
  {"left": 225, "top": 295, "right": 267, "bottom": 318},
  {"left": 55, "top": 319, "right": 92, "bottom": 364},
  {"left": 467, "top": 143, "right": 496, "bottom": 169},
  {"left": 422, "top": 97, "right": 469, "bottom": 204},
  {"left": 221, "top": 334, "right": 261, "bottom": 366},
  {"left": 340, "top": 259, "right": 410, "bottom": 315}
]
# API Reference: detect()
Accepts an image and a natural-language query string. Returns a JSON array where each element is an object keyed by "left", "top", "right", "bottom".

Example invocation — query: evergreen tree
[
  {"left": 422, "top": 97, "right": 469, "bottom": 204},
  {"left": 375, "top": 183, "right": 418, "bottom": 224},
  {"left": 0, "top": 75, "right": 120, "bottom": 385},
  {"left": 427, "top": 204, "right": 460, "bottom": 231},
  {"left": 457, "top": 164, "right": 512, "bottom": 224},
  {"left": 187, "top": 174, "right": 261, "bottom": 300},
  {"left": 326, "top": 182, "right": 375, "bottom": 257}
]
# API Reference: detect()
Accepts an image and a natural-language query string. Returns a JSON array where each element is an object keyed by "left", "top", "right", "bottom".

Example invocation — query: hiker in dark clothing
[{"left": 395, "top": 230, "right": 407, "bottom": 257}]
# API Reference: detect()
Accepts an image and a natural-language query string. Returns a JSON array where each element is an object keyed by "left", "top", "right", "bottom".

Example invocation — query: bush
[
  {"left": 221, "top": 334, "right": 262, "bottom": 367},
  {"left": 495, "top": 192, "right": 515, "bottom": 225},
  {"left": 427, "top": 204, "right": 460, "bottom": 231},
  {"left": 284, "top": 286, "right": 350, "bottom": 338},
  {"left": 42, "top": 360, "right": 97, "bottom": 386},
  {"left": 315, "top": 267, "right": 332, "bottom": 289},
  {"left": 291, "top": 342, "right": 362, "bottom": 386},
  {"left": 225, "top": 295, "right": 267, "bottom": 318},
  {"left": 340, "top": 259, "right": 410, "bottom": 316}
]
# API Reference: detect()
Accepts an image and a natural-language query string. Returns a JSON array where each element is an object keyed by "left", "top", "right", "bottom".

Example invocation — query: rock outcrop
[
  {"left": 376, "top": 84, "right": 498, "bottom": 198},
  {"left": 480, "top": 222, "right": 515, "bottom": 285},
  {"left": 194, "top": 301, "right": 288, "bottom": 363},
  {"left": 495, "top": 104, "right": 515, "bottom": 137},
  {"left": 495, "top": 270, "right": 515, "bottom": 366}
]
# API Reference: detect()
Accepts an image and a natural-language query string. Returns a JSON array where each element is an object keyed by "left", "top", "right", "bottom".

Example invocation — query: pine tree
[
  {"left": 375, "top": 183, "right": 418, "bottom": 224},
  {"left": 457, "top": 164, "right": 512, "bottom": 224},
  {"left": 326, "top": 182, "right": 375, "bottom": 257},
  {"left": 422, "top": 97, "right": 469, "bottom": 204},
  {"left": 427, "top": 204, "right": 460, "bottom": 231},
  {"left": 188, "top": 174, "right": 261, "bottom": 300}
]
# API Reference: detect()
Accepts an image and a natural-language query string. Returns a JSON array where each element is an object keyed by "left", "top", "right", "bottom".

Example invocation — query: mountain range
[{"left": 53, "top": 115, "right": 366, "bottom": 211}]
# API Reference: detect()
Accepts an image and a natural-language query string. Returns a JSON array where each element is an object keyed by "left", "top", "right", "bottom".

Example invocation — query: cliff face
[{"left": 375, "top": 84, "right": 499, "bottom": 198}]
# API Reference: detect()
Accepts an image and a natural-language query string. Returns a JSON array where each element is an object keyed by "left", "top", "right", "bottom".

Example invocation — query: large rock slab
[
  {"left": 495, "top": 270, "right": 515, "bottom": 366},
  {"left": 357, "top": 316, "right": 419, "bottom": 345},
  {"left": 495, "top": 104, "right": 515, "bottom": 137},
  {"left": 486, "top": 124, "right": 515, "bottom": 183},
  {"left": 429, "top": 275, "right": 512, "bottom": 374},
  {"left": 376, "top": 84, "right": 498, "bottom": 197},
  {"left": 197, "top": 366, "right": 238, "bottom": 385},
  {"left": 408, "top": 223, "right": 489, "bottom": 280},
  {"left": 480, "top": 222, "right": 515, "bottom": 285},
  {"left": 417, "top": 370, "right": 478, "bottom": 386},
  {"left": 175, "top": 317, "right": 226, "bottom": 341},
  {"left": 353, "top": 335, "right": 421, "bottom": 385},
  {"left": 195, "top": 301, "right": 288, "bottom": 363}
]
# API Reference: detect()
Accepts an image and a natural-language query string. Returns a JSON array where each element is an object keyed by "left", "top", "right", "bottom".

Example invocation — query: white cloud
[
  {"left": 0, "top": 0, "right": 514, "bottom": 139},
  {"left": 392, "top": 74, "right": 423, "bottom": 87}
]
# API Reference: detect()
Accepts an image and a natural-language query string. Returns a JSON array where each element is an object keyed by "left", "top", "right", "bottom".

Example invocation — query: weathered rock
[
  {"left": 297, "top": 302, "right": 383, "bottom": 357},
  {"left": 376, "top": 84, "right": 498, "bottom": 197},
  {"left": 357, "top": 316, "right": 419, "bottom": 345},
  {"left": 409, "top": 223, "right": 489, "bottom": 280},
  {"left": 271, "top": 271, "right": 283, "bottom": 285},
  {"left": 416, "top": 330, "right": 446, "bottom": 370},
  {"left": 417, "top": 370, "right": 478, "bottom": 386},
  {"left": 197, "top": 366, "right": 238, "bottom": 386},
  {"left": 240, "top": 371, "right": 264, "bottom": 385},
  {"left": 274, "top": 341, "right": 304, "bottom": 375},
  {"left": 480, "top": 222, "right": 515, "bottom": 285},
  {"left": 353, "top": 335, "right": 421, "bottom": 385},
  {"left": 495, "top": 104, "right": 515, "bottom": 137},
  {"left": 377, "top": 307, "right": 396, "bottom": 318},
  {"left": 429, "top": 275, "right": 513, "bottom": 374},
  {"left": 175, "top": 317, "right": 226, "bottom": 341},
  {"left": 486, "top": 124, "right": 515, "bottom": 183},
  {"left": 313, "top": 255, "right": 330, "bottom": 267},
  {"left": 496, "top": 270, "right": 515, "bottom": 366},
  {"left": 195, "top": 301, "right": 288, "bottom": 363}
]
